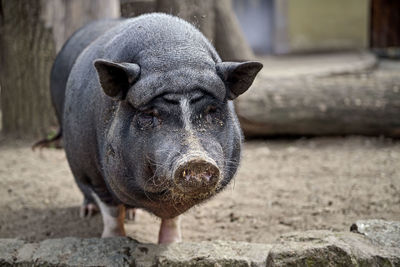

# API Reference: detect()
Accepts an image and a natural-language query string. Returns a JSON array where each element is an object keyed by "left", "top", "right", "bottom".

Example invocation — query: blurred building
[{"left": 233, "top": 0, "right": 399, "bottom": 57}]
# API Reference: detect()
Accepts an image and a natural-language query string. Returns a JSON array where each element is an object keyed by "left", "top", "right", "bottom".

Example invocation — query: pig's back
[
  {"left": 69, "top": 13, "right": 220, "bottom": 86},
  {"left": 50, "top": 19, "right": 122, "bottom": 127}
]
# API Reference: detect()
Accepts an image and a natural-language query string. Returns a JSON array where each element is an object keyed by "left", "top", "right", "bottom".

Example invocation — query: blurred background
[{"left": 0, "top": 0, "right": 399, "bottom": 245}]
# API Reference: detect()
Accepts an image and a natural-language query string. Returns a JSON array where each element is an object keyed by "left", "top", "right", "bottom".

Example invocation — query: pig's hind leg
[
  {"left": 76, "top": 181, "right": 99, "bottom": 218},
  {"left": 126, "top": 207, "right": 140, "bottom": 221},
  {"left": 80, "top": 198, "right": 99, "bottom": 218}
]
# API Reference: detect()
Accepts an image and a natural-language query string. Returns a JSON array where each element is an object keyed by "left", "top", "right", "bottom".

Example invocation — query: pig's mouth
[
  {"left": 109, "top": 172, "right": 222, "bottom": 218},
  {"left": 141, "top": 180, "right": 220, "bottom": 202},
  {"left": 140, "top": 168, "right": 223, "bottom": 215},
  {"left": 142, "top": 188, "right": 169, "bottom": 199},
  {"left": 140, "top": 186, "right": 220, "bottom": 218},
  {"left": 144, "top": 188, "right": 168, "bottom": 196}
]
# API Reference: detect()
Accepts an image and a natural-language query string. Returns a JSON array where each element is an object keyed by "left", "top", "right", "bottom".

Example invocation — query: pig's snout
[{"left": 173, "top": 158, "right": 220, "bottom": 195}]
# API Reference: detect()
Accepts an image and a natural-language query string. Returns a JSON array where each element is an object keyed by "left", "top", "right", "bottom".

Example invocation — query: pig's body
[
  {"left": 53, "top": 13, "right": 262, "bottom": 243},
  {"left": 51, "top": 19, "right": 122, "bottom": 127}
]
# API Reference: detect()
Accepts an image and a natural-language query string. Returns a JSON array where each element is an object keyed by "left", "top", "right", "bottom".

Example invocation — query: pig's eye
[
  {"left": 204, "top": 105, "right": 218, "bottom": 123},
  {"left": 205, "top": 105, "right": 217, "bottom": 114},
  {"left": 137, "top": 109, "right": 159, "bottom": 129}
]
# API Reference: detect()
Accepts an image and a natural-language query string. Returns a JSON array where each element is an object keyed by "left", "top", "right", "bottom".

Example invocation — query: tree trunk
[
  {"left": 214, "top": 0, "right": 254, "bottom": 61},
  {"left": 236, "top": 70, "right": 400, "bottom": 137},
  {"left": 0, "top": 0, "right": 119, "bottom": 138},
  {"left": 370, "top": 0, "right": 400, "bottom": 49},
  {"left": 0, "top": 0, "right": 56, "bottom": 138},
  {"left": 370, "top": 0, "right": 400, "bottom": 58}
]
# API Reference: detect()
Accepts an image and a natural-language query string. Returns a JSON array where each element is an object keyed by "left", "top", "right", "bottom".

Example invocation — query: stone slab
[{"left": 1, "top": 220, "right": 399, "bottom": 266}]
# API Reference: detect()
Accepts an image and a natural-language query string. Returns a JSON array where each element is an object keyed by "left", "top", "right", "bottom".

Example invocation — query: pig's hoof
[
  {"left": 158, "top": 234, "right": 182, "bottom": 244},
  {"left": 80, "top": 203, "right": 99, "bottom": 218},
  {"left": 125, "top": 208, "right": 140, "bottom": 221}
]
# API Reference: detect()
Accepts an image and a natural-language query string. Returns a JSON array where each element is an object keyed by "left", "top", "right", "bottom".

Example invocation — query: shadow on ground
[{"left": 0, "top": 206, "right": 102, "bottom": 241}]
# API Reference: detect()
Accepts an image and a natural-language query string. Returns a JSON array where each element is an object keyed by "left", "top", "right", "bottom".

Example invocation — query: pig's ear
[
  {"left": 94, "top": 59, "right": 140, "bottom": 100},
  {"left": 216, "top": 61, "right": 263, "bottom": 100}
]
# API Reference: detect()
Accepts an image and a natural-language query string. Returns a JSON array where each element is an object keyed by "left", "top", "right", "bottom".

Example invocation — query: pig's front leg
[
  {"left": 92, "top": 193, "right": 126, "bottom": 237},
  {"left": 158, "top": 216, "right": 182, "bottom": 244},
  {"left": 79, "top": 202, "right": 99, "bottom": 218},
  {"left": 100, "top": 204, "right": 126, "bottom": 237}
]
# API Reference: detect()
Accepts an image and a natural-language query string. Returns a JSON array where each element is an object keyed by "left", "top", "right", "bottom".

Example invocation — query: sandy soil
[{"left": 0, "top": 136, "right": 399, "bottom": 244}]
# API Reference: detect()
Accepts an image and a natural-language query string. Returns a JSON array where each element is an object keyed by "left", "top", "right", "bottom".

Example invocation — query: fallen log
[{"left": 237, "top": 65, "right": 400, "bottom": 137}]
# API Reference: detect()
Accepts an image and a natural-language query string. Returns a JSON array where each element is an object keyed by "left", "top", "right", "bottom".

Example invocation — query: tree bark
[
  {"left": 0, "top": 0, "right": 119, "bottom": 138},
  {"left": 370, "top": 0, "right": 400, "bottom": 58},
  {"left": 0, "top": 0, "right": 56, "bottom": 138},
  {"left": 370, "top": 0, "right": 400, "bottom": 49},
  {"left": 214, "top": 0, "right": 254, "bottom": 61},
  {"left": 236, "top": 70, "right": 400, "bottom": 137}
]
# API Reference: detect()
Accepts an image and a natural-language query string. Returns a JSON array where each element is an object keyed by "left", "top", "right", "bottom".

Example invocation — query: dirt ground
[{"left": 0, "top": 136, "right": 399, "bottom": 244}]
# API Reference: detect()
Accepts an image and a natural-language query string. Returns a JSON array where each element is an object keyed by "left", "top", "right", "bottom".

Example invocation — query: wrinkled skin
[{"left": 54, "top": 13, "right": 262, "bottom": 243}]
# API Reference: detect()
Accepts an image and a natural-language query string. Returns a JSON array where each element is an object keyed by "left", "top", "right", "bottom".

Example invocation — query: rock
[
  {"left": 150, "top": 241, "right": 271, "bottom": 267},
  {"left": 267, "top": 230, "right": 400, "bottom": 266},
  {"left": 16, "top": 237, "right": 139, "bottom": 266},
  {"left": 0, "top": 238, "right": 271, "bottom": 267},
  {"left": 0, "top": 239, "right": 25, "bottom": 265},
  {"left": 1, "top": 221, "right": 399, "bottom": 266},
  {"left": 350, "top": 219, "right": 400, "bottom": 249}
]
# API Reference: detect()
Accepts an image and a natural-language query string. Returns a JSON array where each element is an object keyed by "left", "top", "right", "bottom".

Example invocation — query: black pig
[{"left": 52, "top": 13, "right": 262, "bottom": 243}]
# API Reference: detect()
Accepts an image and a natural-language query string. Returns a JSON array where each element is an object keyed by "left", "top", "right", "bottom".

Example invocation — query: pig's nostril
[
  {"left": 174, "top": 159, "right": 220, "bottom": 194},
  {"left": 202, "top": 173, "right": 211, "bottom": 182}
]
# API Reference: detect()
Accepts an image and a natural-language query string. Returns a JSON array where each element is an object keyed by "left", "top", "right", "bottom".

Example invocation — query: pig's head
[{"left": 94, "top": 58, "right": 262, "bottom": 218}]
